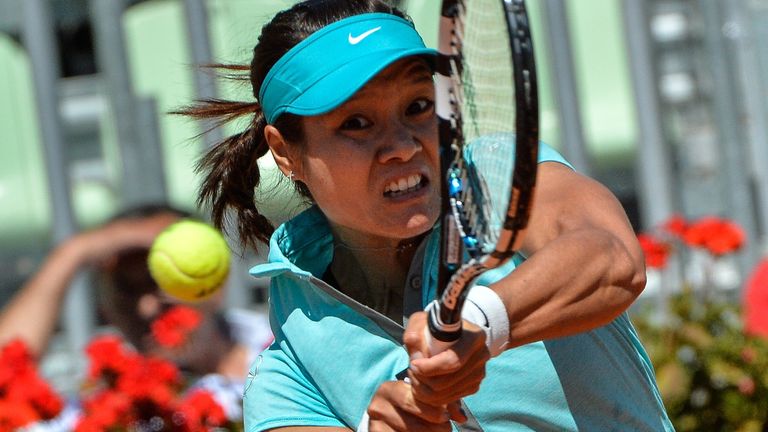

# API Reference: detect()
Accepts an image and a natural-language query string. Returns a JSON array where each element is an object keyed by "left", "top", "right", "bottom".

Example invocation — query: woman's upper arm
[{"left": 522, "top": 161, "right": 644, "bottom": 267}]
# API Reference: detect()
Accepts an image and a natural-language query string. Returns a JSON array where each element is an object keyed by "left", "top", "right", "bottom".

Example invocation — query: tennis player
[{"left": 180, "top": 1, "right": 674, "bottom": 431}]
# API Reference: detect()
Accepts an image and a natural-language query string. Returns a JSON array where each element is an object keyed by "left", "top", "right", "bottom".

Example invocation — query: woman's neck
[{"left": 329, "top": 230, "right": 426, "bottom": 322}]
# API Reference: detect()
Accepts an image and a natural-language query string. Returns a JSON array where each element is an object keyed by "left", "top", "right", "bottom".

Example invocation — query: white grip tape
[
  {"left": 462, "top": 285, "right": 510, "bottom": 357},
  {"left": 357, "top": 412, "right": 370, "bottom": 432},
  {"left": 425, "top": 325, "right": 457, "bottom": 355}
]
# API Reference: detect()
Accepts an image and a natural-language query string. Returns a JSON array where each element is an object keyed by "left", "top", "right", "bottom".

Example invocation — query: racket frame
[{"left": 430, "top": 0, "right": 540, "bottom": 344}]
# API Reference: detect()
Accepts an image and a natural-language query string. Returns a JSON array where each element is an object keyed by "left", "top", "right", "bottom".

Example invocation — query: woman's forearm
[{"left": 493, "top": 226, "right": 645, "bottom": 348}]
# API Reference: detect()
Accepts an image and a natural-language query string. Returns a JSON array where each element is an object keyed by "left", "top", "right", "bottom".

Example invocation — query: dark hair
[{"left": 175, "top": 0, "right": 409, "bottom": 251}]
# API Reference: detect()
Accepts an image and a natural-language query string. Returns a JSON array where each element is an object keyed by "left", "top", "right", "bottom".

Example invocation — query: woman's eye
[
  {"left": 406, "top": 98, "right": 434, "bottom": 116},
  {"left": 340, "top": 116, "right": 371, "bottom": 130}
]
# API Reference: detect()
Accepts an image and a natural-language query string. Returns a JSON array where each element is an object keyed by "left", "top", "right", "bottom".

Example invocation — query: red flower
[
  {"left": 0, "top": 339, "right": 64, "bottom": 428},
  {"left": 683, "top": 217, "right": 745, "bottom": 256},
  {"left": 78, "top": 359, "right": 180, "bottom": 430},
  {"left": 84, "top": 334, "right": 136, "bottom": 380},
  {"left": 744, "top": 259, "right": 768, "bottom": 338},
  {"left": 78, "top": 390, "right": 132, "bottom": 430},
  {"left": 78, "top": 332, "right": 188, "bottom": 429},
  {"left": 177, "top": 389, "right": 228, "bottom": 430},
  {"left": 151, "top": 306, "right": 203, "bottom": 348},
  {"left": 638, "top": 233, "right": 671, "bottom": 269},
  {"left": 14, "top": 375, "right": 64, "bottom": 419},
  {"left": 661, "top": 214, "right": 688, "bottom": 238},
  {"left": 1, "top": 331, "right": 243, "bottom": 431},
  {"left": 77, "top": 330, "right": 201, "bottom": 430},
  {"left": 741, "top": 347, "right": 757, "bottom": 364},
  {"left": 116, "top": 357, "right": 179, "bottom": 406},
  {"left": 0, "top": 339, "right": 34, "bottom": 387},
  {"left": 738, "top": 377, "right": 756, "bottom": 396},
  {"left": 144, "top": 356, "right": 182, "bottom": 385},
  {"left": 0, "top": 400, "right": 40, "bottom": 430}
]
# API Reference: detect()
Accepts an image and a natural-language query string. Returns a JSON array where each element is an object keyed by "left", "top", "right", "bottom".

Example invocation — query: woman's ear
[{"left": 265, "top": 125, "right": 300, "bottom": 180}]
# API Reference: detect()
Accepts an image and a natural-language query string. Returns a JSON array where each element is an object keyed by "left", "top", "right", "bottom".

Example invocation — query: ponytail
[
  {"left": 174, "top": 91, "right": 284, "bottom": 251},
  {"left": 198, "top": 108, "right": 274, "bottom": 249}
]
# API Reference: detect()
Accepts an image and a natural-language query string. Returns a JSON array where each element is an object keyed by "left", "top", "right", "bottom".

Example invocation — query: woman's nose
[{"left": 377, "top": 124, "right": 423, "bottom": 163}]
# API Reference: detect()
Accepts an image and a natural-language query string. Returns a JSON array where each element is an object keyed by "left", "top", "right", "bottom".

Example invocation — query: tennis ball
[{"left": 148, "top": 219, "right": 231, "bottom": 302}]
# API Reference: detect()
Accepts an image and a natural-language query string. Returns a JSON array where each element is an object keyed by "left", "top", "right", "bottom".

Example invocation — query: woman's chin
[{"left": 403, "top": 213, "right": 438, "bottom": 236}]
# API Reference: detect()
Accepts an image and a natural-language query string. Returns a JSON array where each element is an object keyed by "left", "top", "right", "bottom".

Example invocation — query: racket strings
[
  {"left": 461, "top": 0, "right": 516, "bottom": 139},
  {"left": 448, "top": 158, "right": 499, "bottom": 259},
  {"left": 445, "top": 4, "right": 483, "bottom": 256},
  {"left": 450, "top": 0, "right": 517, "bottom": 256}
]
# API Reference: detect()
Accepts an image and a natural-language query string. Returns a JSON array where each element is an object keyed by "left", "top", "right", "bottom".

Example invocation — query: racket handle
[
  {"left": 424, "top": 300, "right": 462, "bottom": 355},
  {"left": 426, "top": 286, "right": 511, "bottom": 357},
  {"left": 424, "top": 326, "right": 456, "bottom": 355}
]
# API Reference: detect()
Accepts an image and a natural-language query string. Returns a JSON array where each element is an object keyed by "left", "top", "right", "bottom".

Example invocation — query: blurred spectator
[
  {"left": 0, "top": 204, "right": 272, "bottom": 427},
  {"left": 744, "top": 255, "right": 768, "bottom": 338}
]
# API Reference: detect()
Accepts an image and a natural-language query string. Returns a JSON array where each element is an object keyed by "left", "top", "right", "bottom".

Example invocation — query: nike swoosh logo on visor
[{"left": 348, "top": 26, "right": 382, "bottom": 45}]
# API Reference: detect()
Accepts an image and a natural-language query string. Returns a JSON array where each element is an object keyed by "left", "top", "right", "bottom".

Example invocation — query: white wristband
[{"left": 461, "top": 285, "right": 510, "bottom": 357}]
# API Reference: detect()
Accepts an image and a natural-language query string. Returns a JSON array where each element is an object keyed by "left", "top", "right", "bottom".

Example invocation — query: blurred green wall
[{"left": 0, "top": 0, "right": 639, "bottom": 295}]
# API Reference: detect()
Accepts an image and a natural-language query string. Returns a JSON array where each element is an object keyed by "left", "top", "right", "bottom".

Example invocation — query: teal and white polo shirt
[{"left": 244, "top": 143, "right": 673, "bottom": 432}]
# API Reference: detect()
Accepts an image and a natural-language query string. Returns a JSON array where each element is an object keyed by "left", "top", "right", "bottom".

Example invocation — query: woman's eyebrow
[{"left": 399, "top": 61, "right": 434, "bottom": 83}]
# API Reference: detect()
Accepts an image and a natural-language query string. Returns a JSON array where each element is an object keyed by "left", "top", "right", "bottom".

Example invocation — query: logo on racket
[{"left": 348, "top": 27, "right": 382, "bottom": 45}]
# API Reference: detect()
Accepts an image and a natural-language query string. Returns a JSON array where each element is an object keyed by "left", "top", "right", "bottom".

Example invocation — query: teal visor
[{"left": 258, "top": 13, "right": 437, "bottom": 124}]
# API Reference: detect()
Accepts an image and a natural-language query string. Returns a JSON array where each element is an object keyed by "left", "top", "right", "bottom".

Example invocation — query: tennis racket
[
  {"left": 358, "top": 2, "right": 538, "bottom": 429},
  {"left": 426, "top": 0, "right": 540, "bottom": 354}
]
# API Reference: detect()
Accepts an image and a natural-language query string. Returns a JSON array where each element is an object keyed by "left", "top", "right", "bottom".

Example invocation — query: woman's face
[{"left": 292, "top": 58, "right": 440, "bottom": 247}]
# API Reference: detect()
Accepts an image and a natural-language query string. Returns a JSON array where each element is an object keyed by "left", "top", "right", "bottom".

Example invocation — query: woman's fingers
[
  {"left": 406, "top": 323, "right": 489, "bottom": 405},
  {"left": 407, "top": 362, "right": 486, "bottom": 404},
  {"left": 402, "top": 311, "right": 430, "bottom": 359},
  {"left": 401, "top": 310, "right": 491, "bottom": 415},
  {"left": 411, "top": 335, "right": 489, "bottom": 377},
  {"left": 447, "top": 401, "right": 468, "bottom": 424},
  {"left": 367, "top": 381, "right": 452, "bottom": 432}
]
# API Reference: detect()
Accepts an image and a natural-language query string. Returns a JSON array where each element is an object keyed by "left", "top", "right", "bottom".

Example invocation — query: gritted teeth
[{"left": 384, "top": 174, "right": 424, "bottom": 196}]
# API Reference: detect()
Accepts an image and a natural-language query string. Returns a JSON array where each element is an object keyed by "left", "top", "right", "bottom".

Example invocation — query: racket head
[{"left": 432, "top": 0, "right": 539, "bottom": 337}]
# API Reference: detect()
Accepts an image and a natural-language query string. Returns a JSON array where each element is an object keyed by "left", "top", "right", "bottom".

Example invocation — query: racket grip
[
  {"left": 424, "top": 300, "right": 462, "bottom": 355},
  {"left": 424, "top": 326, "right": 456, "bottom": 355}
]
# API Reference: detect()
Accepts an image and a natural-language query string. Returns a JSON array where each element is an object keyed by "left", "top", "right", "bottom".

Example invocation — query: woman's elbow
[
  {"left": 628, "top": 262, "right": 647, "bottom": 300},
  {"left": 615, "top": 241, "right": 647, "bottom": 303}
]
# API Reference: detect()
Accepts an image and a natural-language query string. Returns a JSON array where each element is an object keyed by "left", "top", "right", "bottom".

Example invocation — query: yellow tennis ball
[{"left": 148, "top": 219, "right": 231, "bottom": 302}]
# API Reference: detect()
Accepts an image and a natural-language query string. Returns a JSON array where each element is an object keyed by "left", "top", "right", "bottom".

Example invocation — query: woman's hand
[
  {"left": 366, "top": 380, "right": 455, "bottom": 432},
  {"left": 402, "top": 311, "right": 489, "bottom": 409}
]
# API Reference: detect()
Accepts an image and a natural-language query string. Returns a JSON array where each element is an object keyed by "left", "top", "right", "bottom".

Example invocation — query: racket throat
[
  {"left": 442, "top": 214, "right": 463, "bottom": 271},
  {"left": 437, "top": 260, "right": 489, "bottom": 324}
]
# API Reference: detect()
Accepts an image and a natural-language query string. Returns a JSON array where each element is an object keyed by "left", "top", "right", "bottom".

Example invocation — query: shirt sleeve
[
  {"left": 243, "top": 341, "right": 347, "bottom": 432},
  {"left": 538, "top": 141, "right": 574, "bottom": 169}
]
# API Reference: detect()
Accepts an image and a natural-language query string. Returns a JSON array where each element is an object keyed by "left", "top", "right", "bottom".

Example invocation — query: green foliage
[{"left": 633, "top": 289, "right": 768, "bottom": 432}]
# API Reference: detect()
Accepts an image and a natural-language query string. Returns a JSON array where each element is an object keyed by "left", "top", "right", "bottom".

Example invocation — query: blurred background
[{"left": 0, "top": 0, "right": 767, "bottom": 426}]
